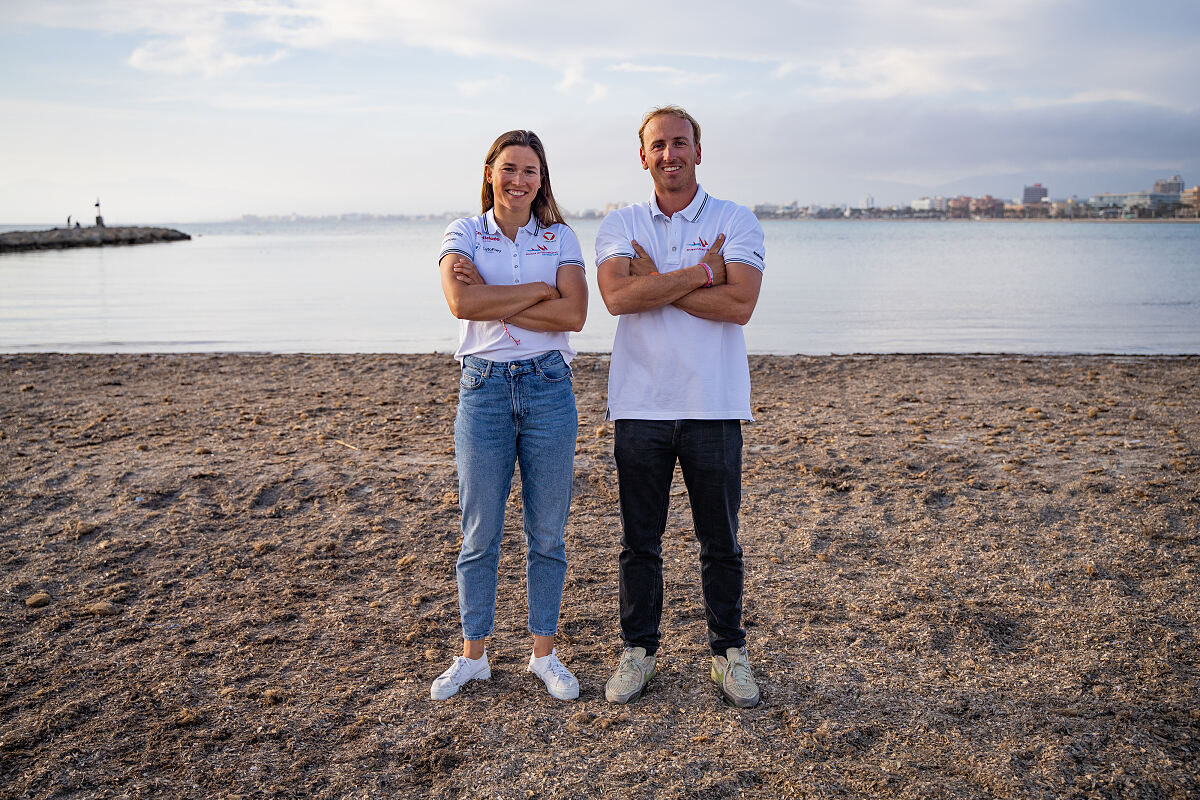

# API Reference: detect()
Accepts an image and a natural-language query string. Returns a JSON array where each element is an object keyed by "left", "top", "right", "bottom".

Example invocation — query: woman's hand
[{"left": 453, "top": 258, "right": 484, "bottom": 285}]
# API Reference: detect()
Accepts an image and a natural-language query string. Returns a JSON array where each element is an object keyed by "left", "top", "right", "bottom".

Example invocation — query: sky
[{"left": 2, "top": 0, "right": 1198, "bottom": 224}]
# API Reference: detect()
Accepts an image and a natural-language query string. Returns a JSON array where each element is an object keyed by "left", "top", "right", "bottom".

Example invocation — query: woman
[{"left": 433, "top": 130, "right": 588, "bottom": 701}]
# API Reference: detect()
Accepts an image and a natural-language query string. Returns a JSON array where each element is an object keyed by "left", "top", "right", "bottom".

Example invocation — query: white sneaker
[
  {"left": 431, "top": 652, "right": 490, "bottom": 700},
  {"left": 526, "top": 648, "right": 579, "bottom": 700}
]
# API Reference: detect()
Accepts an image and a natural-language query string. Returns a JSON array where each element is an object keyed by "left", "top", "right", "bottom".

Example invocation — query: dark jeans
[{"left": 614, "top": 419, "right": 746, "bottom": 656}]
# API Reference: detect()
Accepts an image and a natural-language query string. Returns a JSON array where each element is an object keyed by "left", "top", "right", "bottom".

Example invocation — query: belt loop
[{"left": 481, "top": 359, "right": 492, "bottom": 378}]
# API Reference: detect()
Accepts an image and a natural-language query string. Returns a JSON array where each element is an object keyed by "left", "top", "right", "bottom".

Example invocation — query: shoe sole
[
  {"left": 605, "top": 666, "right": 655, "bottom": 704},
  {"left": 542, "top": 683, "right": 580, "bottom": 701},
  {"left": 430, "top": 667, "right": 491, "bottom": 700},
  {"left": 710, "top": 664, "right": 760, "bottom": 708}
]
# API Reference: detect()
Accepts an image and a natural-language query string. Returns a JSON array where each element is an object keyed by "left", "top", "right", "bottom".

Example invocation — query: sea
[{"left": 1, "top": 218, "right": 1197, "bottom": 355}]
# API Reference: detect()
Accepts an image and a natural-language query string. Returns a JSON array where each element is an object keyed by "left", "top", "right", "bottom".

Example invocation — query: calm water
[{"left": 1, "top": 219, "right": 1197, "bottom": 354}]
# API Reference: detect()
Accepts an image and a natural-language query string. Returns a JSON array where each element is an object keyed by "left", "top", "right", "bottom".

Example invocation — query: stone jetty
[{"left": 0, "top": 226, "right": 190, "bottom": 253}]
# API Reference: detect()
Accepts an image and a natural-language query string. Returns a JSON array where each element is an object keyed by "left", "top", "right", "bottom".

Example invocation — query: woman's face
[{"left": 486, "top": 145, "right": 542, "bottom": 218}]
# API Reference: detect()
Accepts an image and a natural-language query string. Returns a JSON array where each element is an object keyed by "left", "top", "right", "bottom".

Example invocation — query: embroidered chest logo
[
  {"left": 525, "top": 244, "right": 557, "bottom": 256},
  {"left": 477, "top": 232, "right": 501, "bottom": 243},
  {"left": 542, "top": 231, "right": 556, "bottom": 242},
  {"left": 685, "top": 236, "right": 710, "bottom": 252}
]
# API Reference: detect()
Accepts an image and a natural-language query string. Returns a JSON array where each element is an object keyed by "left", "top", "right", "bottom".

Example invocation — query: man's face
[{"left": 639, "top": 114, "right": 701, "bottom": 194}]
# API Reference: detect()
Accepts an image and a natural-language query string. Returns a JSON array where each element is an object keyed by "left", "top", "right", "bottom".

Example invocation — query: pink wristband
[{"left": 699, "top": 262, "right": 713, "bottom": 288}]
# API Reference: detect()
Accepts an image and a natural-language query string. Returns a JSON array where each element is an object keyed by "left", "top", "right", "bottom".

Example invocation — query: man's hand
[
  {"left": 629, "top": 239, "right": 659, "bottom": 277},
  {"left": 700, "top": 233, "right": 726, "bottom": 286}
]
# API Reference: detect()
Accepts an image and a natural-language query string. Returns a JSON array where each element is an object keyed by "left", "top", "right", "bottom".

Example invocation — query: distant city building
[
  {"left": 1050, "top": 198, "right": 1087, "bottom": 218},
  {"left": 947, "top": 196, "right": 972, "bottom": 218},
  {"left": 1087, "top": 174, "right": 1185, "bottom": 217},
  {"left": 910, "top": 196, "right": 948, "bottom": 213},
  {"left": 1181, "top": 186, "right": 1200, "bottom": 217},
  {"left": 969, "top": 195, "right": 1005, "bottom": 218},
  {"left": 860, "top": 194, "right": 874, "bottom": 210},
  {"left": 1088, "top": 191, "right": 1180, "bottom": 216},
  {"left": 1022, "top": 183, "right": 1048, "bottom": 205},
  {"left": 1154, "top": 174, "right": 1185, "bottom": 194}
]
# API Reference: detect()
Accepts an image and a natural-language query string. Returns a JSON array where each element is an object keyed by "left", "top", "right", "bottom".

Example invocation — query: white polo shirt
[
  {"left": 440, "top": 209, "right": 585, "bottom": 363},
  {"left": 595, "top": 185, "right": 765, "bottom": 421}
]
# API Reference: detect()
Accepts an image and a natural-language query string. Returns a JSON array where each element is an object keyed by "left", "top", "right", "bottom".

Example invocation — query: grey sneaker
[
  {"left": 711, "top": 647, "right": 760, "bottom": 708},
  {"left": 605, "top": 646, "right": 656, "bottom": 704},
  {"left": 527, "top": 648, "right": 579, "bottom": 701},
  {"left": 431, "top": 652, "right": 490, "bottom": 700}
]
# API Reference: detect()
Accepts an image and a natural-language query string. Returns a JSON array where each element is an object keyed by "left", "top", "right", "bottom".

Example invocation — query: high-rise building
[
  {"left": 1023, "top": 184, "right": 1048, "bottom": 205},
  {"left": 1153, "top": 175, "right": 1184, "bottom": 193}
]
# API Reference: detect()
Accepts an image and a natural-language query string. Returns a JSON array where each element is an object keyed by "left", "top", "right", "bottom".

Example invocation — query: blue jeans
[
  {"left": 614, "top": 419, "right": 746, "bottom": 656},
  {"left": 454, "top": 351, "right": 577, "bottom": 641}
]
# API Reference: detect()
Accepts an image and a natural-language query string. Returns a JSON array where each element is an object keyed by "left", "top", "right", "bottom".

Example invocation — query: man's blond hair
[{"left": 638, "top": 105, "right": 701, "bottom": 147}]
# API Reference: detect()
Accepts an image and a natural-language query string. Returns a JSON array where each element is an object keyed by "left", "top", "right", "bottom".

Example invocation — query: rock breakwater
[{"left": 0, "top": 226, "right": 190, "bottom": 253}]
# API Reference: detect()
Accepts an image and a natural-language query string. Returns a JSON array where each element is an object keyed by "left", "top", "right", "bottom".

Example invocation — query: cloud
[
  {"left": 722, "top": 97, "right": 1200, "bottom": 203},
  {"left": 11, "top": 0, "right": 1200, "bottom": 111},
  {"left": 6, "top": 0, "right": 1200, "bottom": 216},
  {"left": 607, "top": 63, "right": 720, "bottom": 85},
  {"left": 808, "top": 48, "right": 989, "bottom": 99},
  {"left": 128, "top": 35, "right": 286, "bottom": 77},
  {"left": 455, "top": 75, "right": 509, "bottom": 98}
]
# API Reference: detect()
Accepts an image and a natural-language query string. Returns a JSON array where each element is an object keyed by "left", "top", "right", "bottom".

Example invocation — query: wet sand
[{"left": 1, "top": 353, "right": 1198, "bottom": 799}]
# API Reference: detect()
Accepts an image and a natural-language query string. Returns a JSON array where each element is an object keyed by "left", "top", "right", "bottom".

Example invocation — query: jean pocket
[
  {"left": 538, "top": 361, "right": 572, "bottom": 383},
  {"left": 460, "top": 367, "right": 484, "bottom": 390}
]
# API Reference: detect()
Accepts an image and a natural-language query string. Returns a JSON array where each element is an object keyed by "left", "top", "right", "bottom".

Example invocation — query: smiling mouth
[{"left": 505, "top": 189, "right": 529, "bottom": 197}]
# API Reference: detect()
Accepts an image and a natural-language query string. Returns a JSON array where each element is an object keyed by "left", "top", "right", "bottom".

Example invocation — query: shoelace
[
  {"left": 727, "top": 654, "right": 753, "bottom": 688},
  {"left": 617, "top": 649, "right": 643, "bottom": 677},
  {"left": 542, "top": 655, "right": 574, "bottom": 683},
  {"left": 443, "top": 656, "right": 476, "bottom": 682}
]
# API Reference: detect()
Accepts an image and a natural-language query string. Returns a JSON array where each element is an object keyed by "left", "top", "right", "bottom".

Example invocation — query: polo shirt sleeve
[
  {"left": 594, "top": 209, "right": 635, "bottom": 266},
  {"left": 722, "top": 206, "right": 766, "bottom": 273},
  {"left": 439, "top": 217, "right": 475, "bottom": 263},
  {"left": 557, "top": 226, "right": 585, "bottom": 270}
]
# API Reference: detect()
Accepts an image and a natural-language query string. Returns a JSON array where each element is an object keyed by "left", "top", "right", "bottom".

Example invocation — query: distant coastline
[
  {"left": 0, "top": 226, "right": 190, "bottom": 254},
  {"left": 750, "top": 216, "right": 1200, "bottom": 223}
]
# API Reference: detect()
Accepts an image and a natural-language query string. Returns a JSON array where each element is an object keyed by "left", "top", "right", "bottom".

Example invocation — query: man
[{"left": 595, "top": 106, "right": 765, "bottom": 708}]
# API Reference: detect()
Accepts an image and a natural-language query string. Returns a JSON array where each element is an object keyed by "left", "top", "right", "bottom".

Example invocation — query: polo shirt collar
[
  {"left": 649, "top": 184, "right": 709, "bottom": 222},
  {"left": 483, "top": 208, "right": 541, "bottom": 237}
]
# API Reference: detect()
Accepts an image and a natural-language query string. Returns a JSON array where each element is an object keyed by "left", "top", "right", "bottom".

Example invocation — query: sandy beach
[{"left": 1, "top": 352, "right": 1197, "bottom": 799}]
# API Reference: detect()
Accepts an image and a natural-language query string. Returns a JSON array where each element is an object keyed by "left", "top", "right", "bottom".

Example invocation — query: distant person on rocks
[
  {"left": 595, "top": 105, "right": 766, "bottom": 708},
  {"left": 432, "top": 130, "right": 588, "bottom": 701}
]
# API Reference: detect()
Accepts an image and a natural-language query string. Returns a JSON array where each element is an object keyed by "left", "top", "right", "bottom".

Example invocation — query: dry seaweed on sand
[{"left": 1, "top": 353, "right": 1198, "bottom": 799}]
